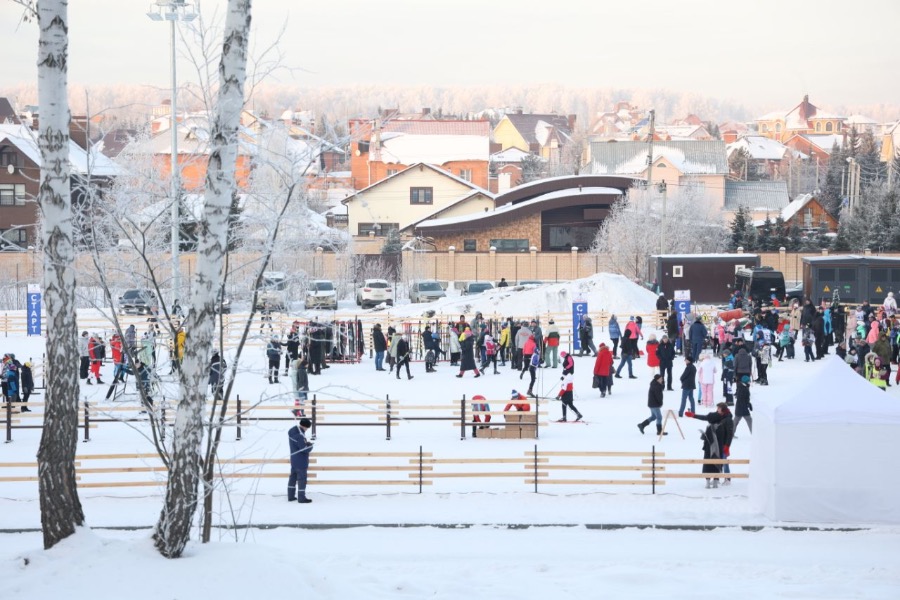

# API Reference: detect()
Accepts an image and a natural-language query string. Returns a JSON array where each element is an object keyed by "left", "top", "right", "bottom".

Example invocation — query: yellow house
[
  {"left": 342, "top": 163, "right": 494, "bottom": 253},
  {"left": 755, "top": 95, "right": 845, "bottom": 143},
  {"left": 493, "top": 112, "right": 575, "bottom": 162}
]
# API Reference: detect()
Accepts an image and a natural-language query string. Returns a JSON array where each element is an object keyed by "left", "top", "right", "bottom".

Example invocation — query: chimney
[
  {"left": 422, "top": 107, "right": 431, "bottom": 115},
  {"left": 567, "top": 114, "right": 577, "bottom": 131}
]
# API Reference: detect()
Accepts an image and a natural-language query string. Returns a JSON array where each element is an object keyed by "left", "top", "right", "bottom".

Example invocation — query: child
[
  {"left": 556, "top": 372, "right": 583, "bottom": 422},
  {"left": 802, "top": 326, "right": 816, "bottom": 362},
  {"left": 480, "top": 334, "right": 498, "bottom": 375},
  {"left": 757, "top": 342, "right": 772, "bottom": 385},
  {"left": 720, "top": 349, "right": 735, "bottom": 406},
  {"left": 425, "top": 349, "right": 436, "bottom": 373}
]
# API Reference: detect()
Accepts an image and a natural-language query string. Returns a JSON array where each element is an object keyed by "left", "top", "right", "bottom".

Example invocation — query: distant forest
[{"left": 2, "top": 82, "right": 897, "bottom": 132}]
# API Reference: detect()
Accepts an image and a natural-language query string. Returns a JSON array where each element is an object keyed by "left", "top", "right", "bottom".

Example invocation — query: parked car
[
  {"left": 462, "top": 281, "right": 495, "bottom": 295},
  {"left": 305, "top": 279, "right": 338, "bottom": 310},
  {"left": 785, "top": 282, "right": 804, "bottom": 303},
  {"left": 255, "top": 271, "right": 288, "bottom": 311},
  {"left": 409, "top": 280, "right": 446, "bottom": 303},
  {"left": 356, "top": 279, "right": 393, "bottom": 308},
  {"left": 118, "top": 289, "right": 159, "bottom": 315}
]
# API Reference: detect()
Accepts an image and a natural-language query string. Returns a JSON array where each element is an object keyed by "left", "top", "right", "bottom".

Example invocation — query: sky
[{"left": 1, "top": 0, "right": 898, "bottom": 109}]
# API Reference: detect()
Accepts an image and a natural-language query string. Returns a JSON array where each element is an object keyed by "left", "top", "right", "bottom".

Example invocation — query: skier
[{"left": 555, "top": 372, "right": 582, "bottom": 422}]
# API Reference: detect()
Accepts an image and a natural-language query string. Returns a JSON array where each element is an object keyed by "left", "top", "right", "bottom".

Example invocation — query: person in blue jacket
[
  {"left": 688, "top": 317, "right": 708, "bottom": 362},
  {"left": 288, "top": 418, "right": 314, "bottom": 503},
  {"left": 608, "top": 315, "right": 622, "bottom": 358}
]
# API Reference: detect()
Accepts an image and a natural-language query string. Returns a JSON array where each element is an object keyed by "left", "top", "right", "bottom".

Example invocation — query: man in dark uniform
[{"left": 288, "top": 418, "right": 314, "bottom": 503}]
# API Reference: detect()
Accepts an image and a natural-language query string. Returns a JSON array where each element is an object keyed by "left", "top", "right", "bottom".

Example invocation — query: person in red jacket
[
  {"left": 110, "top": 333, "right": 126, "bottom": 383},
  {"left": 646, "top": 334, "right": 660, "bottom": 369},
  {"left": 505, "top": 389, "right": 532, "bottom": 412},
  {"left": 593, "top": 343, "right": 614, "bottom": 397},
  {"left": 88, "top": 334, "right": 105, "bottom": 385}
]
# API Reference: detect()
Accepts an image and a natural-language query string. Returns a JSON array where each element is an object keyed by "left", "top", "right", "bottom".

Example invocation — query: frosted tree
[
  {"left": 152, "top": 0, "right": 253, "bottom": 559},
  {"left": 19, "top": 0, "right": 87, "bottom": 550},
  {"left": 590, "top": 184, "right": 729, "bottom": 282}
]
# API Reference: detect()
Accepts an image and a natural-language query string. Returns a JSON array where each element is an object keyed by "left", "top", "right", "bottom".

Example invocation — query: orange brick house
[{"left": 348, "top": 119, "right": 491, "bottom": 190}]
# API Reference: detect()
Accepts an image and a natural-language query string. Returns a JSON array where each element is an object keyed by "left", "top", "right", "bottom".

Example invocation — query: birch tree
[
  {"left": 32, "top": 0, "right": 86, "bottom": 549},
  {"left": 591, "top": 184, "right": 729, "bottom": 282},
  {"left": 153, "top": 0, "right": 252, "bottom": 559}
]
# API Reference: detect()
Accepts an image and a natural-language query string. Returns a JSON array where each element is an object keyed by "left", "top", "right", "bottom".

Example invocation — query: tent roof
[{"left": 760, "top": 356, "right": 900, "bottom": 424}]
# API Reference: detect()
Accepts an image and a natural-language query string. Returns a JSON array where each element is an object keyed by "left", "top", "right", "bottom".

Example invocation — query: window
[
  {"left": 459, "top": 169, "right": 472, "bottom": 182},
  {"left": 673, "top": 265, "right": 683, "bottom": 278},
  {"left": 815, "top": 122, "right": 822, "bottom": 132},
  {"left": 657, "top": 162, "right": 666, "bottom": 168},
  {"left": 489, "top": 239, "right": 529, "bottom": 253},
  {"left": 761, "top": 124, "right": 768, "bottom": 133},
  {"left": 463, "top": 239, "right": 477, "bottom": 252},
  {"left": 0, "top": 228, "right": 26, "bottom": 246},
  {"left": 410, "top": 187, "right": 433, "bottom": 204},
  {"left": 0, "top": 151, "right": 18, "bottom": 167},
  {"left": 775, "top": 123, "right": 782, "bottom": 133},
  {"left": 804, "top": 209, "right": 813, "bottom": 229},
  {"left": 840, "top": 269, "right": 857, "bottom": 282},
  {"left": 357, "top": 222, "right": 398, "bottom": 237},
  {"left": 386, "top": 169, "right": 398, "bottom": 177},
  {"left": 819, "top": 268, "right": 836, "bottom": 280},
  {"left": 826, "top": 122, "right": 833, "bottom": 132},
  {"left": 0, "top": 184, "right": 27, "bottom": 205}
]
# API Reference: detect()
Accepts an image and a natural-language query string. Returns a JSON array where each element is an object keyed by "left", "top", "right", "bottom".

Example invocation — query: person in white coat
[
  {"left": 697, "top": 353, "right": 718, "bottom": 408},
  {"left": 883, "top": 292, "right": 897, "bottom": 317}
]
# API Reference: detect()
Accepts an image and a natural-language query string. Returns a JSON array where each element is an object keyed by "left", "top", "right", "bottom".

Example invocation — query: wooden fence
[
  {"left": 0, "top": 447, "right": 748, "bottom": 495},
  {"left": 2, "top": 394, "right": 548, "bottom": 444}
]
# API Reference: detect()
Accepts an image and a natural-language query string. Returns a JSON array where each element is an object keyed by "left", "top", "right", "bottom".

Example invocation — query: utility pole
[
  {"left": 645, "top": 109, "right": 656, "bottom": 188},
  {"left": 659, "top": 181, "right": 668, "bottom": 255}
]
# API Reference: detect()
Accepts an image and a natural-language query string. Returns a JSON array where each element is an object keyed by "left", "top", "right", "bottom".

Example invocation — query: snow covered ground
[{"left": 1, "top": 273, "right": 899, "bottom": 599}]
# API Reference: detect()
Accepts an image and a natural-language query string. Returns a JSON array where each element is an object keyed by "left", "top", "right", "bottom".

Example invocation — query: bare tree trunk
[
  {"left": 35, "top": 0, "right": 86, "bottom": 549},
  {"left": 153, "top": 0, "right": 252, "bottom": 559}
]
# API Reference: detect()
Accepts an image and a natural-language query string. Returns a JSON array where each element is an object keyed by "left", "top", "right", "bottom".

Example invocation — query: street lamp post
[{"left": 147, "top": 1, "right": 197, "bottom": 306}]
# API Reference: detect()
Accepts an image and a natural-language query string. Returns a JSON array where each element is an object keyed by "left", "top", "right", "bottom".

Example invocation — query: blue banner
[
  {"left": 675, "top": 300, "right": 692, "bottom": 326},
  {"left": 572, "top": 301, "right": 587, "bottom": 351},
  {"left": 27, "top": 285, "right": 41, "bottom": 336}
]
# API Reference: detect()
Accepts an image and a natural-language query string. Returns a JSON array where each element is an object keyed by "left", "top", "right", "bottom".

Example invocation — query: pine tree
[
  {"left": 857, "top": 130, "right": 884, "bottom": 188},
  {"left": 730, "top": 205, "right": 748, "bottom": 251},
  {"left": 821, "top": 141, "right": 846, "bottom": 215},
  {"left": 728, "top": 147, "right": 751, "bottom": 180},
  {"left": 787, "top": 223, "right": 803, "bottom": 251},
  {"left": 832, "top": 219, "right": 852, "bottom": 252},
  {"left": 758, "top": 216, "right": 774, "bottom": 251},
  {"left": 381, "top": 228, "right": 403, "bottom": 254},
  {"left": 519, "top": 153, "right": 545, "bottom": 184},
  {"left": 772, "top": 216, "right": 789, "bottom": 250}
]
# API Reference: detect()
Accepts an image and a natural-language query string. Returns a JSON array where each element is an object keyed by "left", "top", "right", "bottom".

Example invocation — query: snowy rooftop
[
  {"left": 490, "top": 147, "right": 531, "bottom": 163},
  {"left": 779, "top": 193, "right": 815, "bottom": 222},
  {"left": 377, "top": 133, "right": 490, "bottom": 165},
  {"left": 590, "top": 141, "right": 728, "bottom": 175},
  {"left": 723, "top": 180, "right": 790, "bottom": 212},
  {"left": 417, "top": 186, "right": 623, "bottom": 229},
  {"left": 727, "top": 136, "right": 790, "bottom": 161},
  {"left": 0, "top": 123, "right": 121, "bottom": 177}
]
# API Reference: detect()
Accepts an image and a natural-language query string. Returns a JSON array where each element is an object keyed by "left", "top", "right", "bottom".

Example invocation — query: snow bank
[{"left": 384, "top": 273, "right": 658, "bottom": 319}]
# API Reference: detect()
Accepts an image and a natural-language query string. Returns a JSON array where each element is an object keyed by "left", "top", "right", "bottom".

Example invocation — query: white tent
[{"left": 751, "top": 356, "right": 900, "bottom": 524}]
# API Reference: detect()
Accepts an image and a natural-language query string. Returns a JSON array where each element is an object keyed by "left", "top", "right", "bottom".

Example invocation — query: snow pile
[{"left": 386, "top": 273, "right": 658, "bottom": 319}]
